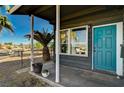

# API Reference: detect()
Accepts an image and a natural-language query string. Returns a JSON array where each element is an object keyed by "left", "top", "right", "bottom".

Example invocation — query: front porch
[
  {"left": 9, "top": 5, "right": 124, "bottom": 85},
  {"left": 30, "top": 64, "right": 124, "bottom": 87}
]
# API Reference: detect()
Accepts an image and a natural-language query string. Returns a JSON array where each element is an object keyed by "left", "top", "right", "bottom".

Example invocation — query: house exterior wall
[
  {"left": 60, "top": 27, "right": 92, "bottom": 70},
  {"left": 59, "top": 7, "right": 124, "bottom": 71}
]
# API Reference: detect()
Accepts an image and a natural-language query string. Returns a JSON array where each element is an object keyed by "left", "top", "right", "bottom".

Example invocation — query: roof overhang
[
  {"left": 9, "top": 5, "right": 124, "bottom": 27},
  {"left": 9, "top": 5, "right": 55, "bottom": 24}
]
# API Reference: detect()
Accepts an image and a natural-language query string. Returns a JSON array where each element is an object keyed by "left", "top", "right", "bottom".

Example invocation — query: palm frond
[
  {"left": 24, "top": 34, "right": 31, "bottom": 40},
  {"left": 25, "top": 30, "right": 54, "bottom": 47},
  {"left": 4, "top": 21, "right": 14, "bottom": 32},
  {"left": 0, "top": 15, "right": 14, "bottom": 32}
]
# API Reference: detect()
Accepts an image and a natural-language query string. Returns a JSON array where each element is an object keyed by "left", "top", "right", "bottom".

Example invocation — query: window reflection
[
  {"left": 60, "top": 31, "right": 68, "bottom": 53},
  {"left": 71, "top": 28, "right": 87, "bottom": 55}
]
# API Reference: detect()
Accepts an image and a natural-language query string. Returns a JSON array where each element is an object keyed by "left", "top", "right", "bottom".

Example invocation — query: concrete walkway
[
  {"left": 33, "top": 65, "right": 124, "bottom": 87},
  {"left": 59, "top": 66, "right": 124, "bottom": 87}
]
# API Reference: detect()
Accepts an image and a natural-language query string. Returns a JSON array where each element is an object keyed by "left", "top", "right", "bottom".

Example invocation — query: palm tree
[
  {"left": 0, "top": 15, "right": 14, "bottom": 32},
  {"left": 0, "top": 5, "right": 14, "bottom": 32},
  {"left": 25, "top": 29, "right": 54, "bottom": 61}
]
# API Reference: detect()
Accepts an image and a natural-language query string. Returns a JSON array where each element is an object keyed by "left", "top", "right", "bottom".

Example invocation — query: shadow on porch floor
[{"left": 30, "top": 65, "right": 124, "bottom": 87}]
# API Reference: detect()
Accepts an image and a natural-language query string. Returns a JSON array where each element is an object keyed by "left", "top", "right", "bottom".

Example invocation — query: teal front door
[{"left": 93, "top": 25, "right": 116, "bottom": 72}]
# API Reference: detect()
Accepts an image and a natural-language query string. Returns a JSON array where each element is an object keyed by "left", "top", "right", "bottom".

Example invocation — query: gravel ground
[{"left": 0, "top": 57, "right": 49, "bottom": 87}]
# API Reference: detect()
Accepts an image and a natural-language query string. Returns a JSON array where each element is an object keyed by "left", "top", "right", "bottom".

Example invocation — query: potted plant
[{"left": 32, "top": 63, "right": 43, "bottom": 74}]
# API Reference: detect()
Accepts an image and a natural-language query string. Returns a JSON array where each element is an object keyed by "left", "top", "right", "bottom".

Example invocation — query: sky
[{"left": 0, "top": 6, "right": 53, "bottom": 45}]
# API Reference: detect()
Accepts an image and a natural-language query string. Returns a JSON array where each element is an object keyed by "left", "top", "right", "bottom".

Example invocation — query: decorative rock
[
  {"left": 42, "top": 70, "right": 50, "bottom": 77},
  {"left": 116, "top": 76, "right": 121, "bottom": 79},
  {"left": 42, "top": 61, "right": 55, "bottom": 73}
]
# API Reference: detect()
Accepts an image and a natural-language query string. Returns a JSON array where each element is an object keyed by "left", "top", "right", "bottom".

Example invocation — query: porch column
[
  {"left": 30, "top": 14, "right": 34, "bottom": 71},
  {"left": 55, "top": 5, "right": 60, "bottom": 83}
]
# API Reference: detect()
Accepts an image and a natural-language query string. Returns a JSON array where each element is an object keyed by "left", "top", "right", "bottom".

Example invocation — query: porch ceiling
[
  {"left": 9, "top": 5, "right": 55, "bottom": 24},
  {"left": 9, "top": 5, "right": 124, "bottom": 26}
]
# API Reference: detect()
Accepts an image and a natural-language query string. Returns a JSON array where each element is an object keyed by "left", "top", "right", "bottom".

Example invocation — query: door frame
[{"left": 92, "top": 22, "right": 123, "bottom": 76}]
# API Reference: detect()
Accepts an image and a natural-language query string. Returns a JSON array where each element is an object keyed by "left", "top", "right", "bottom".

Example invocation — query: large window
[{"left": 60, "top": 26, "right": 88, "bottom": 56}]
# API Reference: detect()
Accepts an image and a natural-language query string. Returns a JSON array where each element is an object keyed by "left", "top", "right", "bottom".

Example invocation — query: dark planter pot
[{"left": 32, "top": 63, "right": 43, "bottom": 74}]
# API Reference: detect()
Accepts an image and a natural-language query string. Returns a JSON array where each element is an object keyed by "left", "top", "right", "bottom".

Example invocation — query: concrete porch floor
[{"left": 30, "top": 65, "right": 124, "bottom": 87}]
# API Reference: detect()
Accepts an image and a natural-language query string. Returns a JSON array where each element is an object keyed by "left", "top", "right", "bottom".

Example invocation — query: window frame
[{"left": 59, "top": 25, "right": 89, "bottom": 57}]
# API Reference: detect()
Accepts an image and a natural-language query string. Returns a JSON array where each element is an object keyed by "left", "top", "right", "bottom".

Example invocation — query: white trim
[
  {"left": 92, "top": 22, "right": 123, "bottom": 76},
  {"left": 60, "top": 25, "right": 88, "bottom": 31},
  {"left": 55, "top": 5, "right": 60, "bottom": 83},
  {"left": 68, "top": 29, "right": 71, "bottom": 54},
  {"left": 60, "top": 25, "right": 89, "bottom": 57},
  {"left": 92, "top": 26, "right": 94, "bottom": 70},
  {"left": 70, "top": 25, "right": 89, "bottom": 30},
  {"left": 116, "top": 22, "right": 123, "bottom": 76},
  {"left": 9, "top": 5, "right": 22, "bottom": 14},
  {"left": 59, "top": 53, "right": 88, "bottom": 57}
]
